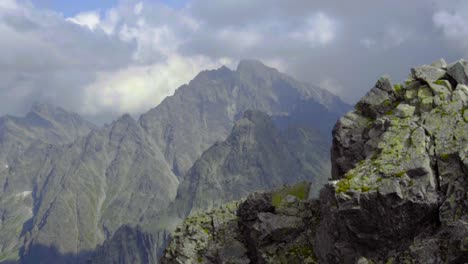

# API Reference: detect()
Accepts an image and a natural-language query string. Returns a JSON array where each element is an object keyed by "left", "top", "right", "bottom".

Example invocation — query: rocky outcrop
[
  {"left": 162, "top": 182, "right": 320, "bottom": 264},
  {"left": 162, "top": 59, "right": 468, "bottom": 264},
  {"left": 323, "top": 58, "right": 468, "bottom": 263}
]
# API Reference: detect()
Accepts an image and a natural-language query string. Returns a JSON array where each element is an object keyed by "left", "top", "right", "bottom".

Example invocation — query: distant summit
[{"left": 236, "top": 59, "right": 274, "bottom": 72}]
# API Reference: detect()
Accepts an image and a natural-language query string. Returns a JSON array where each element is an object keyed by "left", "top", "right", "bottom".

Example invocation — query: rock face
[
  {"left": 88, "top": 225, "right": 161, "bottom": 264},
  {"left": 322, "top": 59, "right": 468, "bottom": 263},
  {"left": 94, "top": 109, "right": 331, "bottom": 264},
  {"left": 0, "top": 103, "right": 96, "bottom": 263},
  {"left": 171, "top": 110, "right": 330, "bottom": 218},
  {"left": 162, "top": 59, "right": 468, "bottom": 264},
  {"left": 162, "top": 182, "right": 320, "bottom": 264},
  {"left": 17, "top": 114, "right": 179, "bottom": 264}
]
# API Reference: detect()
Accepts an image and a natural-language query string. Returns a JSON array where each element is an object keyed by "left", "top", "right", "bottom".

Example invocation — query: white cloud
[
  {"left": 66, "top": 11, "right": 101, "bottom": 31},
  {"left": 360, "top": 38, "right": 376, "bottom": 49},
  {"left": 382, "top": 26, "right": 410, "bottom": 48},
  {"left": 261, "top": 58, "right": 288, "bottom": 72},
  {"left": 358, "top": 26, "right": 410, "bottom": 51},
  {"left": 319, "top": 78, "right": 344, "bottom": 95},
  {"left": 291, "top": 13, "right": 337, "bottom": 46},
  {"left": 0, "top": 0, "right": 465, "bottom": 121},
  {"left": 432, "top": 8, "right": 468, "bottom": 56},
  {"left": 218, "top": 28, "right": 261, "bottom": 49},
  {"left": 134, "top": 2, "right": 143, "bottom": 15},
  {"left": 82, "top": 55, "right": 223, "bottom": 115},
  {"left": 0, "top": 0, "right": 18, "bottom": 10},
  {"left": 433, "top": 10, "right": 468, "bottom": 37},
  {"left": 100, "top": 8, "right": 120, "bottom": 35}
]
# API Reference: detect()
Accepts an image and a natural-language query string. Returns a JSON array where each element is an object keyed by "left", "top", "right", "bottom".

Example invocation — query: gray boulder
[
  {"left": 411, "top": 65, "right": 446, "bottom": 83},
  {"left": 447, "top": 60, "right": 468, "bottom": 85}
]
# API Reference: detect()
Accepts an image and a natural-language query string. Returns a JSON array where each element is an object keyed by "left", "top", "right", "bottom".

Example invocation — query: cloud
[
  {"left": 82, "top": 55, "right": 223, "bottom": 115},
  {"left": 0, "top": 0, "right": 467, "bottom": 123},
  {"left": 360, "top": 38, "right": 376, "bottom": 49},
  {"left": 218, "top": 28, "right": 262, "bottom": 49},
  {"left": 291, "top": 13, "right": 337, "bottom": 46},
  {"left": 0, "top": 0, "right": 17, "bottom": 9},
  {"left": 66, "top": 11, "right": 101, "bottom": 31},
  {"left": 319, "top": 78, "right": 344, "bottom": 95},
  {"left": 433, "top": 6, "right": 468, "bottom": 56},
  {"left": 134, "top": 2, "right": 143, "bottom": 15}
]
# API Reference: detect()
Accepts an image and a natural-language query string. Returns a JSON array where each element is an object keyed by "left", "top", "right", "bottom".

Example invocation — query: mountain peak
[
  {"left": 30, "top": 102, "right": 67, "bottom": 117},
  {"left": 236, "top": 59, "right": 272, "bottom": 73}
]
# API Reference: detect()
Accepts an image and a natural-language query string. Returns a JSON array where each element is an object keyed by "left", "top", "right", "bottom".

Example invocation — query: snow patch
[{"left": 15, "top": 191, "right": 32, "bottom": 198}]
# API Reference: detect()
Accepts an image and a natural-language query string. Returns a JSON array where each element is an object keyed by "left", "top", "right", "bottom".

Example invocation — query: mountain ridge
[{"left": 0, "top": 60, "right": 347, "bottom": 263}]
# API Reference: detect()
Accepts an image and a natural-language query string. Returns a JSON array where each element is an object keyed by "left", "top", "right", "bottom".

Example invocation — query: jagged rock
[
  {"left": 447, "top": 60, "right": 468, "bottom": 85},
  {"left": 331, "top": 111, "right": 376, "bottom": 180},
  {"left": 355, "top": 76, "right": 395, "bottom": 118},
  {"left": 171, "top": 110, "right": 330, "bottom": 218},
  {"left": 430, "top": 58, "right": 448, "bottom": 69},
  {"left": 394, "top": 103, "right": 415, "bottom": 117},
  {"left": 322, "top": 59, "right": 468, "bottom": 263},
  {"left": 411, "top": 65, "right": 446, "bottom": 83},
  {"left": 162, "top": 182, "right": 320, "bottom": 264}
]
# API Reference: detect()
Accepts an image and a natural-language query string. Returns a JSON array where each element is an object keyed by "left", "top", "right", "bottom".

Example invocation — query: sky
[{"left": 0, "top": 0, "right": 467, "bottom": 123}]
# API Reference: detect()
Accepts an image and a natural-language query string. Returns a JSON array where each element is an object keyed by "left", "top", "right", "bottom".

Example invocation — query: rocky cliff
[
  {"left": 162, "top": 182, "right": 320, "bottom": 264},
  {"left": 88, "top": 225, "right": 161, "bottom": 264},
  {"left": 161, "top": 59, "right": 468, "bottom": 264},
  {"left": 171, "top": 110, "right": 329, "bottom": 218},
  {"left": 0, "top": 104, "right": 96, "bottom": 262}
]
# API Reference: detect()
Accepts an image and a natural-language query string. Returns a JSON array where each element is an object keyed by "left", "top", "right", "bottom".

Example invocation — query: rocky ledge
[
  {"left": 161, "top": 59, "right": 468, "bottom": 264},
  {"left": 162, "top": 182, "right": 320, "bottom": 264}
]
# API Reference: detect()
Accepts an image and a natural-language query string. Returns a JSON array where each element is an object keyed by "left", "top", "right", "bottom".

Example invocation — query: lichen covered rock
[
  {"left": 325, "top": 59, "right": 468, "bottom": 263},
  {"left": 162, "top": 182, "right": 320, "bottom": 264}
]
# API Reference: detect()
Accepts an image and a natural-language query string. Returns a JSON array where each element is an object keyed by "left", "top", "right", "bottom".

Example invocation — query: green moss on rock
[
  {"left": 393, "top": 84, "right": 403, "bottom": 93},
  {"left": 463, "top": 108, "right": 468, "bottom": 122},
  {"left": 272, "top": 182, "right": 310, "bottom": 207}
]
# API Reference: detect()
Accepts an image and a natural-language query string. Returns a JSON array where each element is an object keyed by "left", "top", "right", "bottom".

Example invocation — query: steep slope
[
  {"left": 88, "top": 110, "right": 330, "bottom": 264},
  {"left": 161, "top": 59, "right": 468, "bottom": 264},
  {"left": 0, "top": 104, "right": 95, "bottom": 262},
  {"left": 172, "top": 110, "right": 329, "bottom": 218},
  {"left": 140, "top": 60, "right": 348, "bottom": 176},
  {"left": 89, "top": 225, "right": 160, "bottom": 264},
  {"left": 17, "top": 115, "right": 178, "bottom": 264}
]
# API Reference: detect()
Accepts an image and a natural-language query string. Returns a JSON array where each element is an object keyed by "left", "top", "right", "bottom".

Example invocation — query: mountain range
[{"left": 0, "top": 60, "right": 349, "bottom": 263}]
